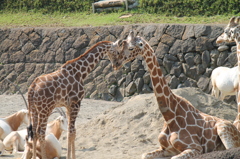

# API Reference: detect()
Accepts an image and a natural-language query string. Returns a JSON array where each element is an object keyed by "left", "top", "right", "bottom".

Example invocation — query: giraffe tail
[{"left": 27, "top": 124, "right": 34, "bottom": 140}]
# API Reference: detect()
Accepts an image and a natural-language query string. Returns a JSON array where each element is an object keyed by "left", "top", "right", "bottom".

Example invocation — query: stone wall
[{"left": 0, "top": 24, "right": 236, "bottom": 101}]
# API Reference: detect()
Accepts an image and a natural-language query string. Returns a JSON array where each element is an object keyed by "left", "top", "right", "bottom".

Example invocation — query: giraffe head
[
  {"left": 106, "top": 40, "right": 125, "bottom": 70},
  {"left": 112, "top": 31, "right": 153, "bottom": 70},
  {"left": 216, "top": 16, "right": 240, "bottom": 44}
]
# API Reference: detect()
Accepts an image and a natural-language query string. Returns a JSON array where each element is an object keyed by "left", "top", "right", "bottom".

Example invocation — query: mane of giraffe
[
  {"left": 216, "top": 16, "right": 240, "bottom": 131},
  {"left": 112, "top": 31, "right": 240, "bottom": 159},
  {"left": 27, "top": 40, "right": 120, "bottom": 159}
]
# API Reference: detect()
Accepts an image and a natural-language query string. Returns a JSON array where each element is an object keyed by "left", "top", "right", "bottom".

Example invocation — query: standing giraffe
[
  {"left": 112, "top": 31, "right": 240, "bottom": 159},
  {"left": 27, "top": 40, "right": 120, "bottom": 159},
  {"left": 216, "top": 16, "right": 240, "bottom": 131}
]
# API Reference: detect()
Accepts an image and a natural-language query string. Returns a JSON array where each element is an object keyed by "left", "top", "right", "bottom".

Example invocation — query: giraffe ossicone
[
  {"left": 26, "top": 40, "right": 121, "bottom": 159},
  {"left": 112, "top": 31, "right": 240, "bottom": 159}
]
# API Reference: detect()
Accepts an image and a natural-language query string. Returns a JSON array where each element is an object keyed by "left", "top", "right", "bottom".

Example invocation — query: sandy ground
[{"left": 0, "top": 87, "right": 238, "bottom": 159}]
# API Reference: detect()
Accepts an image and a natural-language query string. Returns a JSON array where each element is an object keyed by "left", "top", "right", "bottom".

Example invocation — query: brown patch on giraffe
[
  {"left": 152, "top": 76, "right": 160, "bottom": 86},
  {"left": 87, "top": 54, "right": 94, "bottom": 63},
  {"left": 152, "top": 66, "right": 157, "bottom": 76},
  {"left": 68, "top": 76, "right": 75, "bottom": 84},
  {"left": 80, "top": 66, "right": 86, "bottom": 72},
  {"left": 156, "top": 85, "right": 163, "bottom": 94},
  {"left": 82, "top": 73, "right": 87, "bottom": 79},
  {"left": 186, "top": 112, "right": 196, "bottom": 125},
  {"left": 83, "top": 61, "right": 88, "bottom": 67},
  {"left": 163, "top": 86, "right": 170, "bottom": 97},
  {"left": 176, "top": 105, "right": 186, "bottom": 117},
  {"left": 162, "top": 110, "right": 175, "bottom": 121},
  {"left": 204, "top": 129, "right": 213, "bottom": 140},
  {"left": 176, "top": 116, "right": 186, "bottom": 128}
]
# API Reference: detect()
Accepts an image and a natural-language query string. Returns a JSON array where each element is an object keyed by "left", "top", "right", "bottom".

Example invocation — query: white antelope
[
  {"left": 21, "top": 108, "right": 67, "bottom": 159},
  {"left": 0, "top": 109, "right": 29, "bottom": 141},
  {"left": 211, "top": 66, "right": 239, "bottom": 101}
]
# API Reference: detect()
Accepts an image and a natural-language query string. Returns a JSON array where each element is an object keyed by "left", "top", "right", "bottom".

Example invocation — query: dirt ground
[{"left": 0, "top": 87, "right": 240, "bottom": 159}]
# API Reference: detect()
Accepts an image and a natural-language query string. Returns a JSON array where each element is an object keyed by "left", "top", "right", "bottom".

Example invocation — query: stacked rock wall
[{"left": 0, "top": 24, "right": 236, "bottom": 101}]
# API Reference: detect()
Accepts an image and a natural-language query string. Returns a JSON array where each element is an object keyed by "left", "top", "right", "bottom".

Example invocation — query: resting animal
[
  {"left": 211, "top": 66, "right": 238, "bottom": 101},
  {"left": 21, "top": 108, "right": 67, "bottom": 159},
  {"left": 0, "top": 109, "right": 28, "bottom": 155}
]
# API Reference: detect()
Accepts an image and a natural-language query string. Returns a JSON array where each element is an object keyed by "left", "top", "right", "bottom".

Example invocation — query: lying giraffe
[
  {"left": 27, "top": 40, "right": 120, "bottom": 159},
  {"left": 111, "top": 31, "right": 240, "bottom": 159},
  {"left": 216, "top": 16, "right": 240, "bottom": 131}
]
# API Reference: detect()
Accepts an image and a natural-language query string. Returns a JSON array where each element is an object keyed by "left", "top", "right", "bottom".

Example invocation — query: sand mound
[{"left": 59, "top": 87, "right": 237, "bottom": 159}]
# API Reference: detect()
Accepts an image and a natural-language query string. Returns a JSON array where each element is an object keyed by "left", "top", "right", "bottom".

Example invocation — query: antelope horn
[
  {"left": 57, "top": 107, "right": 66, "bottom": 118},
  {"left": 5, "top": 79, "right": 28, "bottom": 109},
  {"left": 55, "top": 107, "right": 63, "bottom": 116}
]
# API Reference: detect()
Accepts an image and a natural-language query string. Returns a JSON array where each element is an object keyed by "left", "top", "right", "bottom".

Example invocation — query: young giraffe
[
  {"left": 216, "top": 16, "right": 240, "bottom": 131},
  {"left": 112, "top": 31, "right": 240, "bottom": 159},
  {"left": 27, "top": 40, "right": 120, "bottom": 159}
]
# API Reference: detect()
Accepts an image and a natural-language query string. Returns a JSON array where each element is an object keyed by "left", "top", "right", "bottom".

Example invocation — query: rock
[
  {"left": 202, "top": 50, "right": 211, "bottom": 68},
  {"left": 142, "top": 25, "right": 157, "bottom": 41},
  {"left": 135, "top": 78, "right": 144, "bottom": 93},
  {"left": 170, "top": 62, "right": 182, "bottom": 77},
  {"left": 195, "top": 37, "right": 213, "bottom": 52},
  {"left": 160, "top": 34, "right": 176, "bottom": 46},
  {"left": 217, "top": 51, "right": 228, "bottom": 66},
  {"left": 131, "top": 59, "right": 141, "bottom": 73},
  {"left": 181, "top": 38, "right": 196, "bottom": 53},
  {"left": 182, "top": 25, "right": 195, "bottom": 40},
  {"left": 155, "top": 42, "right": 169, "bottom": 58},
  {"left": 184, "top": 53, "right": 195, "bottom": 67},
  {"left": 166, "top": 24, "right": 185, "bottom": 39},
  {"left": 194, "top": 25, "right": 210, "bottom": 37},
  {"left": 105, "top": 72, "right": 117, "bottom": 85},
  {"left": 143, "top": 73, "right": 150, "bottom": 84},
  {"left": 210, "top": 49, "right": 219, "bottom": 68},
  {"left": 179, "top": 73, "right": 187, "bottom": 83},
  {"left": 108, "top": 85, "right": 117, "bottom": 96},
  {"left": 228, "top": 52, "right": 237, "bottom": 66},
  {"left": 169, "top": 39, "right": 183, "bottom": 55},
  {"left": 125, "top": 72, "right": 134, "bottom": 86},
  {"left": 126, "top": 81, "right": 137, "bottom": 96},
  {"left": 218, "top": 45, "right": 229, "bottom": 52},
  {"left": 163, "top": 57, "right": 174, "bottom": 73},
  {"left": 21, "top": 41, "right": 35, "bottom": 54},
  {"left": 197, "top": 75, "right": 210, "bottom": 92},
  {"left": 142, "top": 84, "right": 152, "bottom": 93},
  {"left": 169, "top": 75, "right": 180, "bottom": 89}
]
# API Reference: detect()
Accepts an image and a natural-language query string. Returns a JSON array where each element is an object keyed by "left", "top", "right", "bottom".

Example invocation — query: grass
[{"left": 0, "top": 11, "right": 238, "bottom": 28}]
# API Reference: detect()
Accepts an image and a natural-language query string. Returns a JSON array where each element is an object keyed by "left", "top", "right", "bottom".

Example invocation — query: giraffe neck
[
  {"left": 62, "top": 41, "right": 111, "bottom": 80},
  {"left": 143, "top": 46, "right": 177, "bottom": 122}
]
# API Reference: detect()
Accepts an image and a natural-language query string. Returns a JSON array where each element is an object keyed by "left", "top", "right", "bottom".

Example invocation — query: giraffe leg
[
  {"left": 171, "top": 149, "right": 201, "bottom": 159},
  {"left": 30, "top": 110, "right": 38, "bottom": 159},
  {"left": 67, "top": 103, "right": 80, "bottom": 159},
  {"left": 216, "top": 121, "right": 240, "bottom": 149},
  {"left": 142, "top": 148, "right": 173, "bottom": 159},
  {"left": 37, "top": 113, "right": 49, "bottom": 159}
]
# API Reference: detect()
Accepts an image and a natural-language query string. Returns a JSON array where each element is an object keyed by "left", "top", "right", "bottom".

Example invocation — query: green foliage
[
  {"left": 0, "top": 0, "right": 95, "bottom": 13},
  {"left": 138, "top": 0, "right": 240, "bottom": 16}
]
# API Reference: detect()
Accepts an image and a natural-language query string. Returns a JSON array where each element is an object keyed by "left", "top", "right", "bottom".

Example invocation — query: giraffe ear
[{"left": 229, "top": 16, "right": 236, "bottom": 26}]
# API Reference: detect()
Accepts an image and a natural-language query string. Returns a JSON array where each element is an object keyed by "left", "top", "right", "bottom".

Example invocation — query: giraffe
[
  {"left": 216, "top": 16, "right": 240, "bottom": 131},
  {"left": 111, "top": 31, "right": 240, "bottom": 159},
  {"left": 26, "top": 40, "right": 120, "bottom": 159}
]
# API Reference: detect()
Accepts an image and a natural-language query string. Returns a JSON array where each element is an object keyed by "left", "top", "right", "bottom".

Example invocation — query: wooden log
[{"left": 94, "top": 0, "right": 134, "bottom": 8}]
